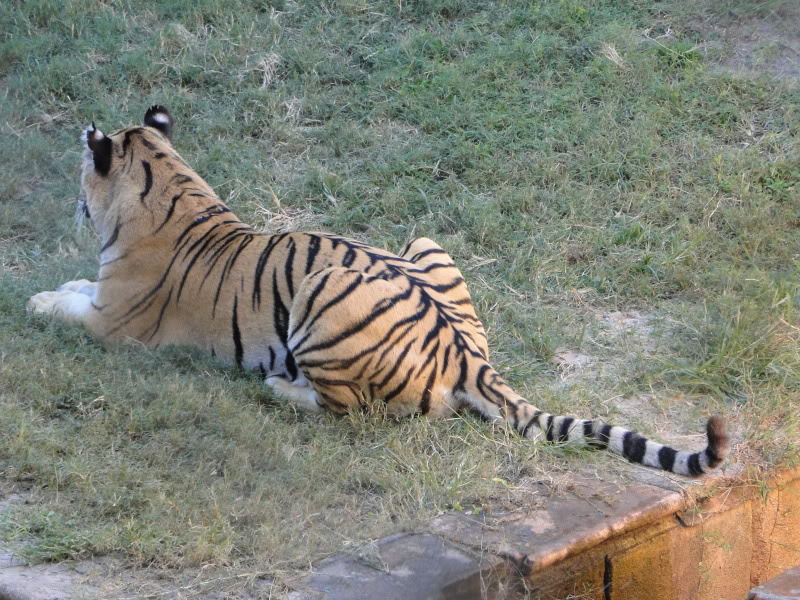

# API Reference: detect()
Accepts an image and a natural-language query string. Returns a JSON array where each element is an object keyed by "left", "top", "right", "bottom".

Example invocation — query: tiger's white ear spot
[
  {"left": 82, "top": 123, "right": 106, "bottom": 144},
  {"left": 144, "top": 105, "right": 174, "bottom": 138},
  {"left": 84, "top": 122, "right": 113, "bottom": 175}
]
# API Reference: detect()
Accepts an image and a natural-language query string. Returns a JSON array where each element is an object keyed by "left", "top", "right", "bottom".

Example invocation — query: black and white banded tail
[{"left": 461, "top": 361, "right": 730, "bottom": 477}]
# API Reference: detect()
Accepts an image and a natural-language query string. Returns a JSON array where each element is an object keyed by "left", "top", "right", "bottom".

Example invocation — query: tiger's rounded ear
[
  {"left": 144, "top": 105, "right": 174, "bottom": 139},
  {"left": 84, "top": 123, "right": 113, "bottom": 176}
]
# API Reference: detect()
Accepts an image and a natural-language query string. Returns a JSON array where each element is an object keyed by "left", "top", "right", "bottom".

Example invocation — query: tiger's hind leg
[
  {"left": 399, "top": 237, "right": 456, "bottom": 269},
  {"left": 287, "top": 266, "right": 449, "bottom": 417},
  {"left": 400, "top": 237, "right": 489, "bottom": 360}
]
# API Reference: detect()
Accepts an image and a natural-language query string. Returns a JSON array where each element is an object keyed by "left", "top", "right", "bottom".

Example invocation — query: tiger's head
[{"left": 78, "top": 105, "right": 176, "bottom": 231}]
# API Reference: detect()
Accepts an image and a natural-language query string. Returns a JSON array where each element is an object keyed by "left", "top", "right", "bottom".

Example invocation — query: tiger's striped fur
[{"left": 28, "top": 106, "right": 730, "bottom": 477}]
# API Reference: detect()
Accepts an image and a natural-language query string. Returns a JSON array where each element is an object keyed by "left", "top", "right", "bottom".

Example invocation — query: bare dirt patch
[
  {"left": 0, "top": 491, "right": 83, "bottom": 600},
  {"left": 701, "top": 4, "right": 800, "bottom": 80}
]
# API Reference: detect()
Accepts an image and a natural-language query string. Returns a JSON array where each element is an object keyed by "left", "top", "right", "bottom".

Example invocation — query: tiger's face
[{"left": 78, "top": 106, "right": 175, "bottom": 230}]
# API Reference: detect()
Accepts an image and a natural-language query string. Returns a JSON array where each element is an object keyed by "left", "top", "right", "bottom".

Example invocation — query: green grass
[{"left": 1, "top": 0, "right": 799, "bottom": 595}]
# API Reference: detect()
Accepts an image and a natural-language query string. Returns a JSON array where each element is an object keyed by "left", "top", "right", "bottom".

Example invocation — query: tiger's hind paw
[
  {"left": 27, "top": 290, "right": 92, "bottom": 323},
  {"left": 57, "top": 279, "right": 97, "bottom": 296},
  {"left": 265, "top": 375, "right": 324, "bottom": 413}
]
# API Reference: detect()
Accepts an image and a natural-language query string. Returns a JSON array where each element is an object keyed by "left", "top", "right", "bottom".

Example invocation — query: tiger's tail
[{"left": 459, "top": 362, "right": 730, "bottom": 477}]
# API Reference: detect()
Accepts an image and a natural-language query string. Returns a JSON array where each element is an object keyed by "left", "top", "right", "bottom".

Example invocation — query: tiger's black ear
[
  {"left": 144, "top": 105, "right": 174, "bottom": 139},
  {"left": 85, "top": 123, "right": 113, "bottom": 176}
]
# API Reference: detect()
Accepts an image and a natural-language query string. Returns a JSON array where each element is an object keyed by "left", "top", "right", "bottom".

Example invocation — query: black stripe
[
  {"left": 252, "top": 234, "right": 287, "bottom": 310},
  {"left": 474, "top": 364, "right": 506, "bottom": 407},
  {"left": 219, "top": 234, "right": 254, "bottom": 284},
  {"left": 155, "top": 191, "right": 184, "bottom": 233},
  {"left": 173, "top": 213, "right": 220, "bottom": 250},
  {"left": 105, "top": 244, "right": 189, "bottom": 334},
  {"left": 421, "top": 313, "right": 448, "bottom": 352},
  {"left": 300, "top": 316, "right": 418, "bottom": 373},
  {"left": 658, "top": 446, "right": 677, "bottom": 472},
  {"left": 140, "top": 161, "right": 152, "bottom": 202},
  {"left": 101, "top": 220, "right": 121, "bottom": 253},
  {"left": 285, "top": 352, "right": 298, "bottom": 380},
  {"left": 545, "top": 415, "right": 555, "bottom": 442},
  {"left": 597, "top": 424, "right": 612, "bottom": 448},
  {"left": 259, "top": 363, "right": 267, "bottom": 378},
  {"left": 175, "top": 222, "right": 231, "bottom": 293},
  {"left": 419, "top": 360, "right": 438, "bottom": 415},
  {"left": 284, "top": 239, "right": 297, "bottom": 298},
  {"left": 272, "top": 270, "right": 289, "bottom": 343},
  {"left": 305, "top": 234, "right": 321, "bottom": 274},
  {"left": 520, "top": 410, "right": 541, "bottom": 438},
  {"left": 268, "top": 346, "right": 276, "bottom": 371},
  {"left": 374, "top": 337, "right": 417, "bottom": 390},
  {"left": 440, "top": 345, "right": 451, "bottom": 375},
  {"left": 199, "top": 233, "right": 254, "bottom": 300},
  {"left": 687, "top": 453, "right": 703, "bottom": 476},
  {"left": 382, "top": 368, "right": 415, "bottom": 403},
  {"left": 453, "top": 351, "right": 468, "bottom": 393},
  {"left": 410, "top": 248, "right": 447, "bottom": 262},
  {"left": 585, "top": 420, "right": 604, "bottom": 449},
  {"left": 143, "top": 288, "right": 173, "bottom": 343},
  {"left": 232, "top": 295, "right": 243, "bottom": 370},
  {"left": 342, "top": 247, "right": 356, "bottom": 267},
  {"left": 122, "top": 128, "right": 144, "bottom": 155},
  {"left": 623, "top": 432, "right": 648, "bottom": 464},
  {"left": 622, "top": 431, "right": 634, "bottom": 461},
  {"left": 406, "top": 263, "right": 453, "bottom": 275},
  {"left": 294, "top": 280, "right": 412, "bottom": 357},
  {"left": 290, "top": 270, "right": 336, "bottom": 338},
  {"left": 202, "top": 227, "right": 252, "bottom": 263},
  {"left": 424, "top": 276, "right": 465, "bottom": 293},
  {"left": 558, "top": 417, "right": 575, "bottom": 442}
]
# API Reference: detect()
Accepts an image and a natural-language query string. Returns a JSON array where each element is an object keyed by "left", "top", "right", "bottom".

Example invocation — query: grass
[{"left": 0, "top": 0, "right": 799, "bottom": 595}]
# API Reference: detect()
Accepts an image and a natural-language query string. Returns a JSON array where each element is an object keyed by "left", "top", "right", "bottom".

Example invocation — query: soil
[{"left": 700, "top": 4, "right": 800, "bottom": 81}]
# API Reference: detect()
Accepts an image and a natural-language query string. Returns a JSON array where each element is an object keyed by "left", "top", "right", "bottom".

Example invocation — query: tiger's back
[{"left": 28, "top": 106, "right": 730, "bottom": 478}]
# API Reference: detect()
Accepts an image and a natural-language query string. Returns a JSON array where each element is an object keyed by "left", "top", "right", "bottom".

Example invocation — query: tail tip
[{"left": 705, "top": 414, "right": 731, "bottom": 466}]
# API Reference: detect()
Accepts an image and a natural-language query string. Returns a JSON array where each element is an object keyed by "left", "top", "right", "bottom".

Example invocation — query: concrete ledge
[
  {"left": 288, "top": 467, "right": 800, "bottom": 600},
  {"left": 748, "top": 565, "right": 800, "bottom": 600}
]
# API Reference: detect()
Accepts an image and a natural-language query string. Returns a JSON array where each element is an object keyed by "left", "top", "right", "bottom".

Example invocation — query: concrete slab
[
  {"left": 287, "top": 533, "right": 508, "bottom": 600},
  {"left": 749, "top": 566, "right": 800, "bottom": 600}
]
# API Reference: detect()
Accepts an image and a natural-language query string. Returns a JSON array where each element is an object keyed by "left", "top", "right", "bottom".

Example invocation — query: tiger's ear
[
  {"left": 84, "top": 123, "right": 113, "bottom": 176},
  {"left": 144, "top": 105, "right": 174, "bottom": 139}
]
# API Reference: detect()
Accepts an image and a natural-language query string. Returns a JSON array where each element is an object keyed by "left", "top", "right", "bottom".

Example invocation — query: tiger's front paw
[
  {"left": 57, "top": 279, "right": 97, "bottom": 296},
  {"left": 27, "top": 290, "right": 92, "bottom": 323}
]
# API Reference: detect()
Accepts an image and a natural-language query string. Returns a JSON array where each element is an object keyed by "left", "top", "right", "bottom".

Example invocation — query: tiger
[{"left": 27, "top": 106, "right": 730, "bottom": 477}]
